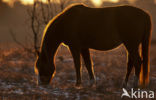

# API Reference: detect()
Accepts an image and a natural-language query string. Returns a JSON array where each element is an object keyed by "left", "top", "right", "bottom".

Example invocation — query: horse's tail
[{"left": 140, "top": 15, "right": 152, "bottom": 87}]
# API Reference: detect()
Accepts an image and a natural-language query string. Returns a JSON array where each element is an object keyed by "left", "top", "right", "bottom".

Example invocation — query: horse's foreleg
[
  {"left": 69, "top": 47, "right": 82, "bottom": 87},
  {"left": 81, "top": 48, "right": 95, "bottom": 87},
  {"left": 123, "top": 54, "right": 133, "bottom": 88}
]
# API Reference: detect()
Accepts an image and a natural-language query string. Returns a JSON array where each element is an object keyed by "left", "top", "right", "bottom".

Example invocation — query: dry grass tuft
[{"left": 0, "top": 45, "right": 156, "bottom": 100}]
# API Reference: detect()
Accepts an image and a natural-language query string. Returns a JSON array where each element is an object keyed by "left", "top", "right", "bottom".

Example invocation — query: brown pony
[{"left": 35, "top": 4, "right": 152, "bottom": 87}]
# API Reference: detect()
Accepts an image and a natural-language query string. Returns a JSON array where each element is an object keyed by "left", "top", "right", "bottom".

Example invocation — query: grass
[{"left": 0, "top": 44, "right": 156, "bottom": 100}]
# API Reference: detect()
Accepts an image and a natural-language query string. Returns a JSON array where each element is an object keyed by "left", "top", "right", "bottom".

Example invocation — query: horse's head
[{"left": 35, "top": 55, "right": 55, "bottom": 86}]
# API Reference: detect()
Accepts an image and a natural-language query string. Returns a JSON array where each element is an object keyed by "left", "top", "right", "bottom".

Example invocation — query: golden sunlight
[
  {"left": 91, "top": 0, "right": 103, "bottom": 7},
  {"left": 109, "top": 0, "right": 119, "bottom": 3},
  {"left": 2, "top": 0, "right": 14, "bottom": 7},
  {"left": 20, "top": 0, "right": 47, "bottom": 5},
  {"left": 91, "top": 0, "right": 119, "bottom": 7},
  {"left": 20, "top": 0, "right": 34, "bottom": 5},
  {"left": 2, "top": 0, "right": 47, "bottom": 7}
]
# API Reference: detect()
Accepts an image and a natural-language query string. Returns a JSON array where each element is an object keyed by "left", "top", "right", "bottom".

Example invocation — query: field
[{"left": 0, "top": 44, "right": 156, "bottom": 100}]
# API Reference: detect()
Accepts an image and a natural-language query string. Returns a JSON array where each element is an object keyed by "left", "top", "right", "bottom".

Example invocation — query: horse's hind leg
[
  {"left": 69, "top": 47, "right": 82, "bottom": 87},
  {"left": 123, "top": 53, "right": 133, "bottom": 87},
  {"left": 125, "top": 49, "right": 142, "bottom": 88},
  {"left": 81, "top": 48, "right": 95, "bottom": 86},
  {"left": 133, "top": 52, "right": 142, "bottom": 87}
]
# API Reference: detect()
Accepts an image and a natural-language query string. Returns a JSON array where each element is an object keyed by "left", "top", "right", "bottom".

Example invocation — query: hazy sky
[
  {"left": 2, "top": 0, "right": 47, "bottom": 6},
  {"left": 1, "top": 0, "right": 139, "bottom": 7},
  {"left": 0, "top": 0, "right": 156, "bottom": 44}
]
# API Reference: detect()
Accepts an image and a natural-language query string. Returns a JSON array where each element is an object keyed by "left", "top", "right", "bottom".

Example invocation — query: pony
[{"left": 35, "top": 4, "right": 152, "bottom": 87}]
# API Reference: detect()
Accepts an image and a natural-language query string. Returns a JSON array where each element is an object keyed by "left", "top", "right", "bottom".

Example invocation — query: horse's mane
[
  {"left": 63, "top": 3, "right": 88, "bottom": 11},
  {"left": 40, "top": 3, "right": 88, "bottom": 51}
]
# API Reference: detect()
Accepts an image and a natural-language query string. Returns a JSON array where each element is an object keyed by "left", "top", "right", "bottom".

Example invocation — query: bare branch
[
  {"left": 41, "top": 2, "right": 48, "bottom": 24},
  {"left": 9, "top": 29, "right": 34, "bottom": 54},
  {"left": 10, "top": 0, "right": 70, "bottom": 57},
  {"left": 31, "top": 1, "right": 40, "bottom": 56}
]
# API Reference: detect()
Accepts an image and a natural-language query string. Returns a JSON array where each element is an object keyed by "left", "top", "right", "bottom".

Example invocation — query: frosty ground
[{"left": 0, "top": 44, "right": 156, "bottom": 100}]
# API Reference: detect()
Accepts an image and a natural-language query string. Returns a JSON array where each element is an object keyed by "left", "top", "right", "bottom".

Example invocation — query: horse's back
[
  {"left": 115, "top": 5, "right": 151, "bottom": 47},
  {"left": 56, "top": 4, "right": 151, "bottom": 50},
  {"left": 61, "top": 5, "right": 121, "bottom": 49}
]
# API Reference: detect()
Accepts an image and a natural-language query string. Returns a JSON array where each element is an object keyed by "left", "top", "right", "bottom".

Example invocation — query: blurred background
[
  {"left": 0, "top": 0, "right": 156, "bottom": 48},
  {"left": 0, "top": 0, "right": 156, "bottom": 100}
]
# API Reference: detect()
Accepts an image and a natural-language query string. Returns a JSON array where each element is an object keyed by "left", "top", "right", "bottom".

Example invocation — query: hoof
[
  {"left": 133, "top": 82, "right": 139, "bottom": 88},
  {"left": 75, "top": 83, "right": 82, "bottom": 89},
  {"left": 89, "top": 79, "right": 96, "bottom": 88},
  {"left": 122, "top": 81, "right": 127, "bottom": 88},
  {"left": 133, "top": 76, "right": 139, "bottom": 88}
]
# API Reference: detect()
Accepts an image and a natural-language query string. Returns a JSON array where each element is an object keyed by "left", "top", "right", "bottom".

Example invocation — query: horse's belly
[
  {"left": 82, "top": 32, "right": 122, "bottom": 50},
  {"left": 87, "top": 39, "right": 122, "bottom": 51}
]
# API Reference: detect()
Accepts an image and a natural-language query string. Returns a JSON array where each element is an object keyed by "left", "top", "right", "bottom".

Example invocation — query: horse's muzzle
[{"left": 37, "top": 75, "right": 50, "bottom": 86}]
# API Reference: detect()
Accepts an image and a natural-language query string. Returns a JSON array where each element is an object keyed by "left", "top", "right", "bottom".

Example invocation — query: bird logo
[{"left": 121, "top": 88, "right": 130, "bottom": 98}]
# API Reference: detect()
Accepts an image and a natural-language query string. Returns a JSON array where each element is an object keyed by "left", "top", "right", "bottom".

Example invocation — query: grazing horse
[{"left": 35, "top": 4, "right": 152, "bottom": 87}]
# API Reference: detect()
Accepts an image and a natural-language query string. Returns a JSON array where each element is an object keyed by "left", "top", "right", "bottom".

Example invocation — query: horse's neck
[
  {"left": 40, "top": 35, "right": 60, "bottom": 63},
  {"left": 39, "top": 21, "right": 61, "bottom": 62}
]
